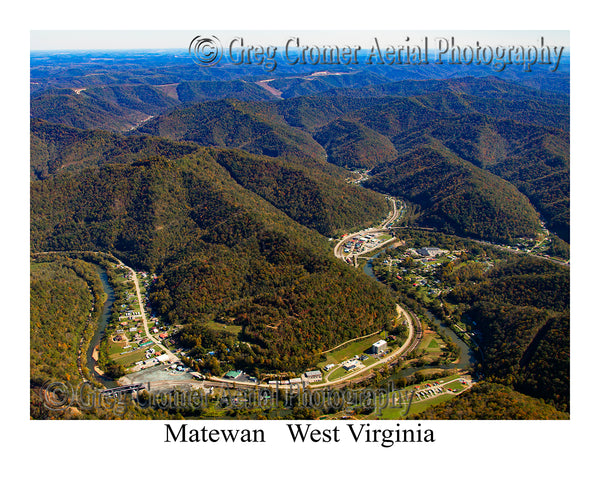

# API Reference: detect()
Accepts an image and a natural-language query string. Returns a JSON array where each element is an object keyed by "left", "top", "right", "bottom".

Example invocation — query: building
[
  {"left": 324, "top": 363, "right": 336, "bottom": 371},
  {"left": 302, "top": 370, "right": 323, "bottom": 382},
  {"left": 417, "top": 246, "right": 443, "bottom": 257},
  {"left": 156, "top": 354, "right": 170, "bottom": 363},
  {"left": 342, "top": 359, "right": 361, "bottom": 371},
  {"left": 224, "top": 370, "right": 243, "bottom": 379},
  {"left": 343, "top": 362, "right": 358, "bottom": 371},
  {"left": 371, "top": 339, "right": 388, "bottom": 354}
]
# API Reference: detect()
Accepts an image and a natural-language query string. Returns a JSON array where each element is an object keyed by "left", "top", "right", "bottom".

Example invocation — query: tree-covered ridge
[
  {"left": 32, "top": 73, "right": 569, "bottom": 244},
  {"left": 175, "top": 80, "right": 277, "bottom": 103},
  {"left": 31, "top": 152, "right": 397, "bottom": 372},
  {"left": 391, "top": 115, "right": 570, "bottom": 241},
  {"left": 446, "top": 256, "right": 569, "bottom": 411},
  {"left": 30, "top": 80, "right": 277, "bottom": 133},
  {"left": 30, "top": 258, "right": 102, "bottom": 388},
  {"left": 136, "top": 99, "right": 327, "bottom": 162},
  {"left": 212, "top": 148, "right": 388, "bottom": 236},
  {"left": 31, "top": 120, "right": 388, "bottom": 237},
  {"left": 31, "top": 89, "right": 152, "bottom": 132},
  {"left": 322, "top": 76, "right": 569, "bottom": 106},
  {"left": 365, "top": 141, "right": 541, "bottom": 242},
  {"left": 344, "top": 90, "right": 568, "bottom": 134},
  {"left": 313, "top": 119, "right": 398, "bottom": 169}
]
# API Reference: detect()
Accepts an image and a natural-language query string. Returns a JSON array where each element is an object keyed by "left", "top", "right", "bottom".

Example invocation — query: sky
[{"left": 30, "top": 30, "right": 570, "bottom": 52}]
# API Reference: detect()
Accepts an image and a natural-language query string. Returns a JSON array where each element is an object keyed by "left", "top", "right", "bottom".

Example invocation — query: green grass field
[
  {"left": 111, "top": 346, "right": 154, "bottom": 366},
  {"left": 327, "top": 366, "right": 352, "bottom": 381},
  {"left": 108, "top": 340, "right": 128, "bottom": 356},
  {"left": 317, "top": 333, "right": 384, "bottom": 370},
  {"left": 206, "top": 320, "right": 243, "bottom": 336}
]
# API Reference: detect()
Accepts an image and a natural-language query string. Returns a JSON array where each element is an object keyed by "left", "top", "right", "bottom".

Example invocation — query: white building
[
  {"left": 302, "top": 370, "right": 323, "bottom": 382},
  {"left": 371, "top": 339, "right": 388, "bottom": 354}
]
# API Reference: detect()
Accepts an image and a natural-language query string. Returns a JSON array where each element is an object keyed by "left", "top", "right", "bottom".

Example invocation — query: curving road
[{"left": 334, "top": 197, "right": 401, "bottom": 267}]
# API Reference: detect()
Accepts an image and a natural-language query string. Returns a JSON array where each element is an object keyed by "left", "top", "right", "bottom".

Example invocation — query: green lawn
[
  {"left": 317, "top": 333, "right": 384, "bottom": 369},
  {"left": 112, "top": 346, "right": 154, "bottom": 366},
  {"left": 327, "top": 365, "right": 355, "bottom": 381},
  {"left": 206, "top": 320, "right": 243, "bottom": 336},
  {"left": 108, "top": 340, "right": 128, "bottom": 356}
]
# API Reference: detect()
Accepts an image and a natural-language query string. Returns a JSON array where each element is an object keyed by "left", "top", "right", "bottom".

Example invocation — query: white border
[{"left": 4, "top": 0, "right": 597, "bottom": 478}]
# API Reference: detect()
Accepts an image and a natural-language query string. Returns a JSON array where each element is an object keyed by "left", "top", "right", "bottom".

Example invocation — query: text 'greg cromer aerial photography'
[{"left": 30, "top": 30, "right": 570, "bottom": 421}]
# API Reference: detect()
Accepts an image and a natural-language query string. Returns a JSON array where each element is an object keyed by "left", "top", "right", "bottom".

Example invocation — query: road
[
  {"left": 334, "top": 197, "right": 402, "bottom": 266},
  {"left": 114, "top": 259, "right": 179, "bottom": 363}
]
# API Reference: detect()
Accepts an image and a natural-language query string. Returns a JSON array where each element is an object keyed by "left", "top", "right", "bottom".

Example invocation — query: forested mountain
[
  {"left": 314, "top": 119, "right": 398, "bottom": 169},
  {"left": 364, "top": 141, "right": 541, "bottom": 241},
  {"left": 341, "top": 91, "right": 569, "bottom": 241},
  {"left": 31, "top": 134, "right": 396, "bottom": 371},
  {"left": 212, "top": 148, "right": 387, "bottom": 235},
  {"left": 446, "top": 256, "right": 570, "bottom": 411},
  {"left": 136, "top": 99, "right": 327, "bottom": 162},
  {"left": 30, "top": 119, "right": 198, "bottom": 179},
  {"left": 323, "top": 75, "right": 569, "bottom": 108},
  {"left": 30, "top": 258, "right": 101, "bottom": 387},
  {"left": 31, "top": 120, "right": 387, "bottom": 236},
  {"left": 387, "top": 115, "right": 570, "bottom": 241},
  {"left": 31, "top": 89, "right": 152, "bottom": 132},
  {"left": 175, "top": 80, "right": 277, "bottom": 103},
  {"left": 30, "top": 80, "right": 278, "bottom": 133}
]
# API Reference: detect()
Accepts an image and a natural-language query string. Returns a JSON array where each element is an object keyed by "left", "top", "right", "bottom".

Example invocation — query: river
[
  {"left": 363, "top": 251, "right": 477, "bottom": 377},
  {"left": 86, "top": 266, "right": 117, "bottom": 388}
]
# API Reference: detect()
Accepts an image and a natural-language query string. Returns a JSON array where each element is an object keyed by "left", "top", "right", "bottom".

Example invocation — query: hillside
[
  {"left": 31, "top": 143, "right": 396, "bottom": 372},
  {"left": 212, "top": 148, "right": 388, "bottom": 236},
  {"left": 391, "top": 115, "right": 570, "bottom": 241},
  {"left": 30, "top": 118, "right": 198, "bottom": 179},
  {"left": 175, "top": 80, "right": 277, "bottom": 103},
  {"left": 446, "top": 256, "right": 570, "bottom": 411},
  {"left": 136, "top": 99, "right": 327, "bottom": 162},
  {"left": 31, "top": 120, "right": 387, "bottom": 236},
  {"left": 364, "top": 141, "right": 541, "bottom": 241},
  {"left": 31, "top": 90, "right": 151, "bottom": 132},
  {"left": 341, "top": 90, "right": 569, "bottom": 241},
  {"left": 410, "top": 382, "right": 568, "bottom": 420},
  {"left": 313, "top": 119, "right": 398, "bottom": 169}
]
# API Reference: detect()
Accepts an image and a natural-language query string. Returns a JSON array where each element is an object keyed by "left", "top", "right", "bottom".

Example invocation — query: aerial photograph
[{"left": 29, "top": 29, "right": 570, "bottom": 423}]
